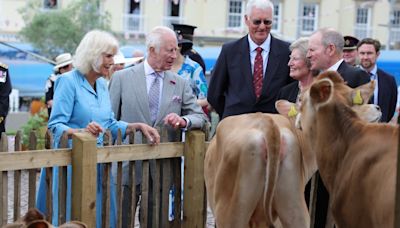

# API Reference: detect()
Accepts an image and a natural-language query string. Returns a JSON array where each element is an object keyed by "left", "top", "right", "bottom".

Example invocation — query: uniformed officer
[
  {"left": 0, "top": 62, "right": 12, "bottom": 138},
  {"left": 343, "top": 35, "right": 360, "bottom": 66},
  {"left": 172, "top": 23, "right": 206, "bottom": 75}
]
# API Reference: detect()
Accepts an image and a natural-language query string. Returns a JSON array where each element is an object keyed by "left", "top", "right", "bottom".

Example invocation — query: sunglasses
[{"left": 252, "top": 19, "right": 273, "bottom": 26}]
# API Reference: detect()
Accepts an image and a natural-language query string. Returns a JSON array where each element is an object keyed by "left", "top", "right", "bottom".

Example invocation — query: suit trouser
[{"left": 314, "top": 172, "right": 329, "bottom": 228}]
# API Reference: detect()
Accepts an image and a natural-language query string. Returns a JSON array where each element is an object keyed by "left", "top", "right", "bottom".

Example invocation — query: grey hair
[
  {"left": 315, "top": 27, "right": 344, "bottom": 54},
  {"left": 146, "top": 26, "right": 177, "bottom": 53},
  {"left": 73, "top": 30, "right": 119, "bottom": 75},
  {"left": 290, "top": 37, "right": 311, "bottom": 67},
  {"left": 246, "top": 0, "right": 274, "bottom": 16}
]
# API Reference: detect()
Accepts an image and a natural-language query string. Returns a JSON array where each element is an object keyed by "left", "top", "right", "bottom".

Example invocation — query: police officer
[
  {"left": 343, "top": 35, "right": 360, "bottom": 66},
  {"left": 172, "top": 23, "right": 206, "bottom": 75},
  {"left": 0, "top": 62, "right": 12, "bottom": 138}
]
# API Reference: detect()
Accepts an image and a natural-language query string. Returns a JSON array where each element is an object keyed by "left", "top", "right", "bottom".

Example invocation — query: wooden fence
[{"left": 0, "top": 128, "right": 208, "bottom": 228}]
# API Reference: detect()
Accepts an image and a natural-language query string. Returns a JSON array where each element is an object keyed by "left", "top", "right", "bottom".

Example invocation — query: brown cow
[
  {"left": 204, "top": 84, "right": 381, "bottom": 227},
  {"left": 297, "top": 71, "right": 396, "bottom": 227}
]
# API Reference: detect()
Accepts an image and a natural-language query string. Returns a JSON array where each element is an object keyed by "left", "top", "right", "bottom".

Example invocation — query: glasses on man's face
[{"left": 252, "top": 19, "right": 272, "bottom": 26}]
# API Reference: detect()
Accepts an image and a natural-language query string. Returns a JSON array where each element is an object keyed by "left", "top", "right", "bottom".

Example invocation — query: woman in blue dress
[{"left": 36, "top": 30, "right": 160, "bottom": 227}]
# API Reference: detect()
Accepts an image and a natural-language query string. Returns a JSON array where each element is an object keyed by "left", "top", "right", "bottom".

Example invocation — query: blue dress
[{"left": 36, "top": 69, "right": 128, "bottom": 227}]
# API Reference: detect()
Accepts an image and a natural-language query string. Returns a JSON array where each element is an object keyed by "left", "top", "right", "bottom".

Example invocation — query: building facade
[{"left": 1, "top": 0, "right": 400, "bottom": 48}]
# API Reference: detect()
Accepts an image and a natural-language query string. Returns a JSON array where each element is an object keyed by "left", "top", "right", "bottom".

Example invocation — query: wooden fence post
[
  {"left": 71, "top": 132, "right": 97, "bottom": 227},
  {"left": 183, "top": 130, "right": 206, "bottom": 228}
]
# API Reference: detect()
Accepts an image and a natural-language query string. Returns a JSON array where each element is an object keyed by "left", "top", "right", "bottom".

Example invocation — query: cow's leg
[
  {"left": 274, "top": 129, "right": 309, "bottom": 228},
  {"left": 214, "top": 129, "right": 267, "bottom": 228}
]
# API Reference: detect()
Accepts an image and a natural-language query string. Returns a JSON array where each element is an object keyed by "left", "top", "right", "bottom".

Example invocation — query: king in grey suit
[
  {"left": 109, "top": 26, "right": 206, "bottom": 227},
  {"left": 109, "top": 61, "right": 205, "bottom": 136}
]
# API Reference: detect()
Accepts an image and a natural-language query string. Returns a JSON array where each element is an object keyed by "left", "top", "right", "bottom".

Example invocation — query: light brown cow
[
  {"left": 297, "top": 71, "right": 397, "bottom": 228},
  {"left": 204, "top": 88, "right": 381, "bottom": 227}
]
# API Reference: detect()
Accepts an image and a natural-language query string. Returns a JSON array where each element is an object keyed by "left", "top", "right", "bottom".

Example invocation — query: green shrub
[{"left": 21, "top": 109, "right": 48, "bottom": 150}]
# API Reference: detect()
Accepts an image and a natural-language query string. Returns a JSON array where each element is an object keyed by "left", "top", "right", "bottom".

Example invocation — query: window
[
  {"left": 301, "top": 3, "right": 318, "bottom": 34},
  {"left": 129, "top": 0, "right": 140, "bottom": 14},
  {"left": 124, "top": 0, "right": 143, "bottom": 33},
  {"left": 390, "top": 9, "right": 400, "bottom": 45},
  {"left": 43, "top": 0, "right": 57, "bottom": 9},
  {"left": 227, "top": 0, "right": 244, "bottom": 28},
  {"left": 164, "top": 0, "right": 183, "bottom": 27},
  {"left": 354, "top": 7, "right": 371, "bottom": 39},
  {"left": 272, "top": 2, "right": 282, "bottom": 33}
]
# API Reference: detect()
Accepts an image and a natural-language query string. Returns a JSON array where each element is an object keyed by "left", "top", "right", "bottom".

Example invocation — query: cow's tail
[{"left": 263, "top": 117, "right": 282, "bottom": 227}]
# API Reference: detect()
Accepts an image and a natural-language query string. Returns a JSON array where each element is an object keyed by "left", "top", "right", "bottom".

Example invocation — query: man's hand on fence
[{"left": 164, "top": 113, "right": 187, "bottom": 129}]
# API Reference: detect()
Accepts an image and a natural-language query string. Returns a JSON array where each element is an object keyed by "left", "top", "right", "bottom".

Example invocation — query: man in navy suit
[
  {"left": 307, "top": 28, "right": 370, "bottom": 88},
  {"left": 207, "top": 0, "right": 292, "bottom": 119},
  {"left": 357, "top": 38, "right": 397, "bottom": 122}
]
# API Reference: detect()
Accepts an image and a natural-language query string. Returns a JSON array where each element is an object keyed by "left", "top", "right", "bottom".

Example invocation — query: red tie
[{"left": 253, "top": 47, "right": 263, "bottom": 99}]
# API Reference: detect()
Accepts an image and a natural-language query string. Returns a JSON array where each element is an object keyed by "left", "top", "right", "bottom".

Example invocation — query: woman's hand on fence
[
  {"left": 85, "top": 121, "right": 104, "bottom": 137},
  {"left": 127, "top": 123, "right": 160, "bottom": 145}
]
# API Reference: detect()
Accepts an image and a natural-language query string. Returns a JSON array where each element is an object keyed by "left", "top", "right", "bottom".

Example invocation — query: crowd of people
[{"left": 0, "top": 0, "right": 398, "bottom": 226}]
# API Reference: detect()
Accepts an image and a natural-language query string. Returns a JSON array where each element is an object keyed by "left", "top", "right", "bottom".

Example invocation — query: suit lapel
[
  {"left": 239, "top": 37, "right": 256, "bottom": 99},
  {"left": 156, "top": 71, "right": 176, "bottom": 125},
  {"left": 262, "top": 36, "right": 280, "bottom": 97},
  {"left": 132, "top": 64, "right": 152, "bottom": 124}
]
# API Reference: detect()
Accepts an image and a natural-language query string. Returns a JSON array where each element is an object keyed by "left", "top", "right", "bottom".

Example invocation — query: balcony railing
[
  {"left": 390, "top": 27, "right": 400, "bottom": 44},
  {"left": 354, "top": 24, "right": 371, "bottom": 39},
  {"left": 123, "top": 14, "right": 145, "bottom": 34}
]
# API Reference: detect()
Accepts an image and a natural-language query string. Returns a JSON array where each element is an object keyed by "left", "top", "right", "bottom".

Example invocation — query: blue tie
[
  {"left": 369, "top": 72, "right": 376, "bottom": 105},
  {"left": 149, "top": 73, "right": 160, "bottom": 125}
]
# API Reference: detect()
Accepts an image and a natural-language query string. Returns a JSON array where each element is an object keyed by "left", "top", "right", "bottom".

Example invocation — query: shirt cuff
[{"left": 182, "top": 117, "right": 191, "bottom": 131}]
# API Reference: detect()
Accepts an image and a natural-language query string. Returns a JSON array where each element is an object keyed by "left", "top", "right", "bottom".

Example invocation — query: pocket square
[{"left": 172, "top": 95, "right": 182, "bottom": 103}]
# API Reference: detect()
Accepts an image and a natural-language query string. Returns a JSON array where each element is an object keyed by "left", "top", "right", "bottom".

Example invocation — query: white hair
[
  {"left": 315, "top": 28, "right": 345, "bottom": 54},
  {"left": 146, "top": 26, "right": 177, "bottom": 53},
  {"left": 246, "top": 0, "right": 274, "bottom": 16},
  {"left": 73, "top": 30, "right": 119, "bottom": 75}
]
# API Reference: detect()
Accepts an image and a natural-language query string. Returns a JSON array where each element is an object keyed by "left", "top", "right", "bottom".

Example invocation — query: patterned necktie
[
  {"left": 253, "top": 47, "right": 263, "bottom": 99},
  {"left": 149, "top": 73, "right": 160, "bottom": 124}
]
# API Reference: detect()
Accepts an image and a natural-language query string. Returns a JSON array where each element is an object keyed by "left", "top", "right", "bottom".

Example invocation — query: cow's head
[{"left": 295, "top": 71, "right": 380, "bottom": 132}]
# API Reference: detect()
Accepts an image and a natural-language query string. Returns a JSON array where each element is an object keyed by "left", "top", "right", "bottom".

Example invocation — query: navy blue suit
[
  {"left": 376, "top": 68, "right": 397, "bottom": 122},
  {"left": 208, "top": 35, "right": 292, "bottom": 119},
  {"left": 337, "top": 61, "right": 370, "bottom": 88}
]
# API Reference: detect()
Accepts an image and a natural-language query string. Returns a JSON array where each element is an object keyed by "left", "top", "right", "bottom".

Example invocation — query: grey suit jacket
[
  {"left": 109, "top": 62, "right": 207, "bottom": 185},
  {"left": 109, "top": 62, "right": 206, "bottom": 133}
]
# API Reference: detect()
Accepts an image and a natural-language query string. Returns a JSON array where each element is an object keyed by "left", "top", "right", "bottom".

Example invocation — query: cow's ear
[
  {"left": 275, "top": 100, "right": 298, "bottom": 117},
  {"left": 352, "top": 80, "right": 375, "bottom": 105},
  {"left": 309, "top": 78, "right": 333, "bottom": 106}
]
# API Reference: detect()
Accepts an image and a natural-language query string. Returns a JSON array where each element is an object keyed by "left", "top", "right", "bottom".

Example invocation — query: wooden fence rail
[{"left": 0, "top": 129, "right": 208, "bottom": 228}]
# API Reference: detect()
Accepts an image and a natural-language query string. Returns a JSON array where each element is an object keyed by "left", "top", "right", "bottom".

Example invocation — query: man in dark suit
[
  {"left": 0, "top": 62, "right": 11, "bottom": 139},
  {"left": 306, "top": 28, "right": 370, "bottom": 228},
  {"left": 307, "top": 28, "right": 369, "bottom": 88},
  {"left": 207, "top": 0, "right": 292, "bottom": 119},
  {"left": 357, "top": 38, "right": 397, "bottom": 122}
]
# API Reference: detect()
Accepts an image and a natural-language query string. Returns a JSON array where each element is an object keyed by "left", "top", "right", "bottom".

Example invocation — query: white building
[{"left": 0, "top": 0, "right": 399, "bottom": 48}]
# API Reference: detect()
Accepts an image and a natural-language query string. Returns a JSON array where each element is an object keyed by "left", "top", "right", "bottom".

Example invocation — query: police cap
[
  {"left": 343, "top": 35, "right": 360, "bottom": 51},
  {"left": 172, "top": 23, "right": 197, "bottom": 41}
]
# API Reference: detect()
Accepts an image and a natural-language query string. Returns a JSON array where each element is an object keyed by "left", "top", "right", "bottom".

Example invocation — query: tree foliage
[{"left": 18, "top": 0, "right": 112, "bottom": 59}]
